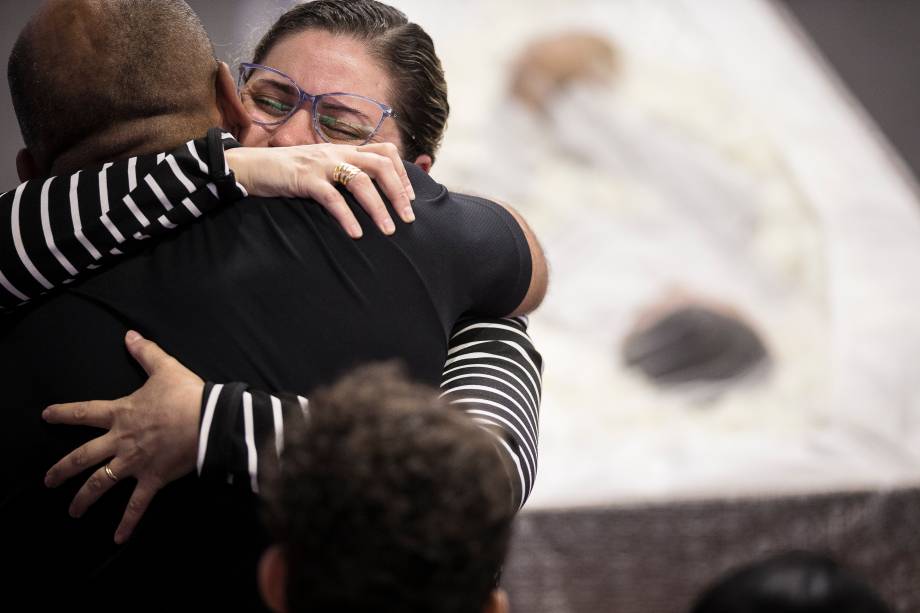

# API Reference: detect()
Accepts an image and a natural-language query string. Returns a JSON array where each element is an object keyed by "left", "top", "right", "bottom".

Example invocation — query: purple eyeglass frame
[{"left": 237, "top": 62, "right": 395, "bottom": 145}]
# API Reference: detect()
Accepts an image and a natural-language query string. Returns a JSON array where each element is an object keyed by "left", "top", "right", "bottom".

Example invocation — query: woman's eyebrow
[
  {"left": 252, "top": 78, "right": 300, "bottom": 98},
  {"left": 320, "top": 99, "right": 373, "bottom": 122}
]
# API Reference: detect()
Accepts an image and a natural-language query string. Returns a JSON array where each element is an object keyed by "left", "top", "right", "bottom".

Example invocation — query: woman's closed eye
[
  {"left": 253, "top": 95, "right": 295, "bottom": 117},
  {"left": 318, "top": 114, "right": 372, "bottom": 140}
]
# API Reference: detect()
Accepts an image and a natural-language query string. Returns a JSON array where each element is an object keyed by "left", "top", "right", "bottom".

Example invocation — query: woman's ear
[
  {"left": 215, "top": 61, "right": 252, "bottom": 139},
  {"left": 412, "top": 153, "right": 433, "bottom": 173}
]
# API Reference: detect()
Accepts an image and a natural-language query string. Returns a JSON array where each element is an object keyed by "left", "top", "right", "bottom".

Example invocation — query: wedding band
[
  {"left": 104, "top": 463, "right": 119, "bottom": 482},
  {"left": 333, "top": 162, "right": 363, "bottom": 186}
]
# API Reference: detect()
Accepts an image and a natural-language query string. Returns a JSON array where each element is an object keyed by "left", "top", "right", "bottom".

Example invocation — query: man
[
  {"left": 0, "top": 1, "right": 545, "bottom": 609},
  {"left": 258, "top": 364, "right": 514, "bottom": 613}
]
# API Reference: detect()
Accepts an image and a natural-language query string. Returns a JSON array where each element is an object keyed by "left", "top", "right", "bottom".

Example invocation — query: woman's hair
[{"left": 253, "top": 0, "right": 449, "bottom": 163}]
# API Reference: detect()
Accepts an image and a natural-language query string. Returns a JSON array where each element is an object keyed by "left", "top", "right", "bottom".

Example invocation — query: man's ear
[
  {"left": 483, "top": 588, "right": 510, "bottom": 613},
  {"left": 258, "top": 545, "right": 288, "bottom": 613},
  {"left": 215, "top": 61, "right": 252, "bottom": 140},
  {"left": 16, "top": 148, "right": 42, "bottom": 181},
  {"left": 412, "top": 153, "right": 433, "bottom": 174}
]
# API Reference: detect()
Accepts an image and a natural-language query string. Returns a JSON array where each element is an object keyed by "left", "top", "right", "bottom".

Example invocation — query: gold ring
[
  {"left": 104, "top": 464, "right": 119, "bottom": 482},
  {"left": 332, "top": 162, "right": 363, "bottom": 186}
]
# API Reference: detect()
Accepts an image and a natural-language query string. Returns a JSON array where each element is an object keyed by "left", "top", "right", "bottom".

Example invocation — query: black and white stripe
[
  {"left": 440, "top": 316, "right": 542, "bottom": 508},
  {"left": 196, "top": 316, "right": 543, "bottom": 511},
  {"left": 0, "top": 130, "right": 246, "bottom": 311},
  {"left": 198, "top": 383, "right": 309, "bottom": 487}
]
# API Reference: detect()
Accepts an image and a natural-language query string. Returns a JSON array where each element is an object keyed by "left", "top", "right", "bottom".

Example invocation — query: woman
[{"left": 3, "top": 0, "right": 542, "bottom": 542}]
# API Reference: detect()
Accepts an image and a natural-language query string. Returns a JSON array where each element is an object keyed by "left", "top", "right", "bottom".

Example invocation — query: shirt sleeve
[
  {"left": 397, "top": 164, "right": 534, "bottom": 320},
  {"left": 439, "top": 315, "right": 543, "bottom": 509},
  {"left": 196, "top": 315, "right": 543, "bottom": 510},
  {"left": 0, "top": 128, "right": 247, "bottom": 312},
  {"left": 439, "top": 193, "right": 533, "bottom": 318},
  {"left": 197, "top": 382, "right": 308, "bottom": 493}
]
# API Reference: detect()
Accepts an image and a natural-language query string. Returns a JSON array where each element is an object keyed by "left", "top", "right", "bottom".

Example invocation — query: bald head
[{"left": 9, "top": 0, "right": 220, "bottom": 175}]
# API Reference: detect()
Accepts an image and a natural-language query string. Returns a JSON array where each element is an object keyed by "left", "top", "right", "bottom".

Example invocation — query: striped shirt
[
  {"left": 0, "top": 129, "right": 542, "bottom": 508},
  {"left": 0, "top": 131, "right": 247, "bottom": 309},
  {"left": 200, "top": 314, "right": 542, "bottom": 509}
]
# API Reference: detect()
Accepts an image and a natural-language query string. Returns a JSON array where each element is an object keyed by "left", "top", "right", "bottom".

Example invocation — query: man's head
[
  {"left": 259, "top": 363, "right": 513, "bottom": 613},
  {"left": 8, "top": 0, "right": 247, "bottom": 178},
  {"left": 245, "top": 0, "right": 449, "bottom": 170}
]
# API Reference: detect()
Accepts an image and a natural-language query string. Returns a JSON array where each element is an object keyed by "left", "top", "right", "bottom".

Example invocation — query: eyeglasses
[{"left": 237, "top": 63, "right": 396, "bottom": 146}]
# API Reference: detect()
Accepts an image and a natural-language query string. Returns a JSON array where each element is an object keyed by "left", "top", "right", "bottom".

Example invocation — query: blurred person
[
  {"left": 689, "top": 551, "right": 892, "bottom": 613},
  {"left": 0, "top": 0, "right": 545, "bottom": 609},
  {"left": 258, "top": 363, "right": 514, "bottom": 613}
]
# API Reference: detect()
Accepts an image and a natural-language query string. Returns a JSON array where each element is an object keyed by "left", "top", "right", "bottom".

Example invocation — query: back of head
[
  {"left": 8, "top": 0, "right": 218, "bottom": 174},
  {"left": 690, "top": 551, "right": 892, "bottom": 613},
  {"left": 265, "top": 363, "right": 513, "bottom": 613},
  {"left": 253, "top": 0, "right": 448, "bottom": 163}
]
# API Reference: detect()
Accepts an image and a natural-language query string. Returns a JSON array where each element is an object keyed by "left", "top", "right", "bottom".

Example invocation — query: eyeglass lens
[{"left": 239, "top": 66, "right": 385, "bottom": 145}]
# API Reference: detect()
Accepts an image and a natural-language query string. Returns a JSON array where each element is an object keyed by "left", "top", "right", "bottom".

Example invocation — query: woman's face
[{"left": 239, "top": 29, "right": 403, "bottom": 153}]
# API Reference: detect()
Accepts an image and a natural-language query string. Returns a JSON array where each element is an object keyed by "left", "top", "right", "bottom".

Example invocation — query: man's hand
[
  {"left": 226, "top": 142, "right": 416, "bottom": 239},
  {"left": 42, "top": 331, "right": 203, "bottom": 544}
]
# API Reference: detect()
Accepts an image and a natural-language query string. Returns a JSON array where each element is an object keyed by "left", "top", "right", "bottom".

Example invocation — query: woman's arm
[
  {"left": 439, "top": 315, "right": 542, "bottom": 508},
  {"left": 43, "top": 317, "right": 543, "bottom": 541},
  {"left": 0, "top": 129, "right": 246, "bottom": 311},
  {"left": 198, "top": 316, "right": 542, "bottom": 509},
  {"left": 0, "top": 129, "right": 414, "bottom": 311}
]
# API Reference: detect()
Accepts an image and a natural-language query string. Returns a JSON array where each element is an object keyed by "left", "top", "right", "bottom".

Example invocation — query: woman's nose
[{"left": 267, "top": 108, "right": 322, "bottom": 147}]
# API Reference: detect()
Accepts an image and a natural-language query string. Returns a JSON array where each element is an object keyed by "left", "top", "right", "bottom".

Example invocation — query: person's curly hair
[{"left": 263, "top": 363, "right": 513, "bottom": 613}]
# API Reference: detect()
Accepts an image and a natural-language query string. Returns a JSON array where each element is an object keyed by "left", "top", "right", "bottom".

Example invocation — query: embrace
[{"left": 0, "top": 1, "right": 547, "bottom": 611}]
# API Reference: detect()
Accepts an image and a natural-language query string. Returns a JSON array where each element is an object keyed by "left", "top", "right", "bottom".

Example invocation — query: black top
[
  {"left": 0, "top": 135, "right": 531, "bottom": 609},
  {"left": 0, "top": 130, "right": 541, "bottom": 517}
]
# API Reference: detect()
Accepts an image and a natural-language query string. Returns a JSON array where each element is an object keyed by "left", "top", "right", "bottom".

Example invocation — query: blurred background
[{"left": 2, "top": 1, "right": 920, "bottom": 610}]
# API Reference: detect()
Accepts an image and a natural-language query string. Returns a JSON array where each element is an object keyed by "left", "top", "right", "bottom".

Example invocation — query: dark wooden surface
[
  {"left": 776, "top": 0, "right": 920, "bottom": 185},
  {"left": 504, "top": 487, "right": 919, "bottom": 613}
]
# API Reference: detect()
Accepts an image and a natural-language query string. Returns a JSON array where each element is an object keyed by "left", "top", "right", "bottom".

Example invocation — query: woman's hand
[
  {"left": 42, "top": 331, "right": 203, "bottom": 544},
  {"left": 226, "top": 142, "right": 416, "bottom": 239}
]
